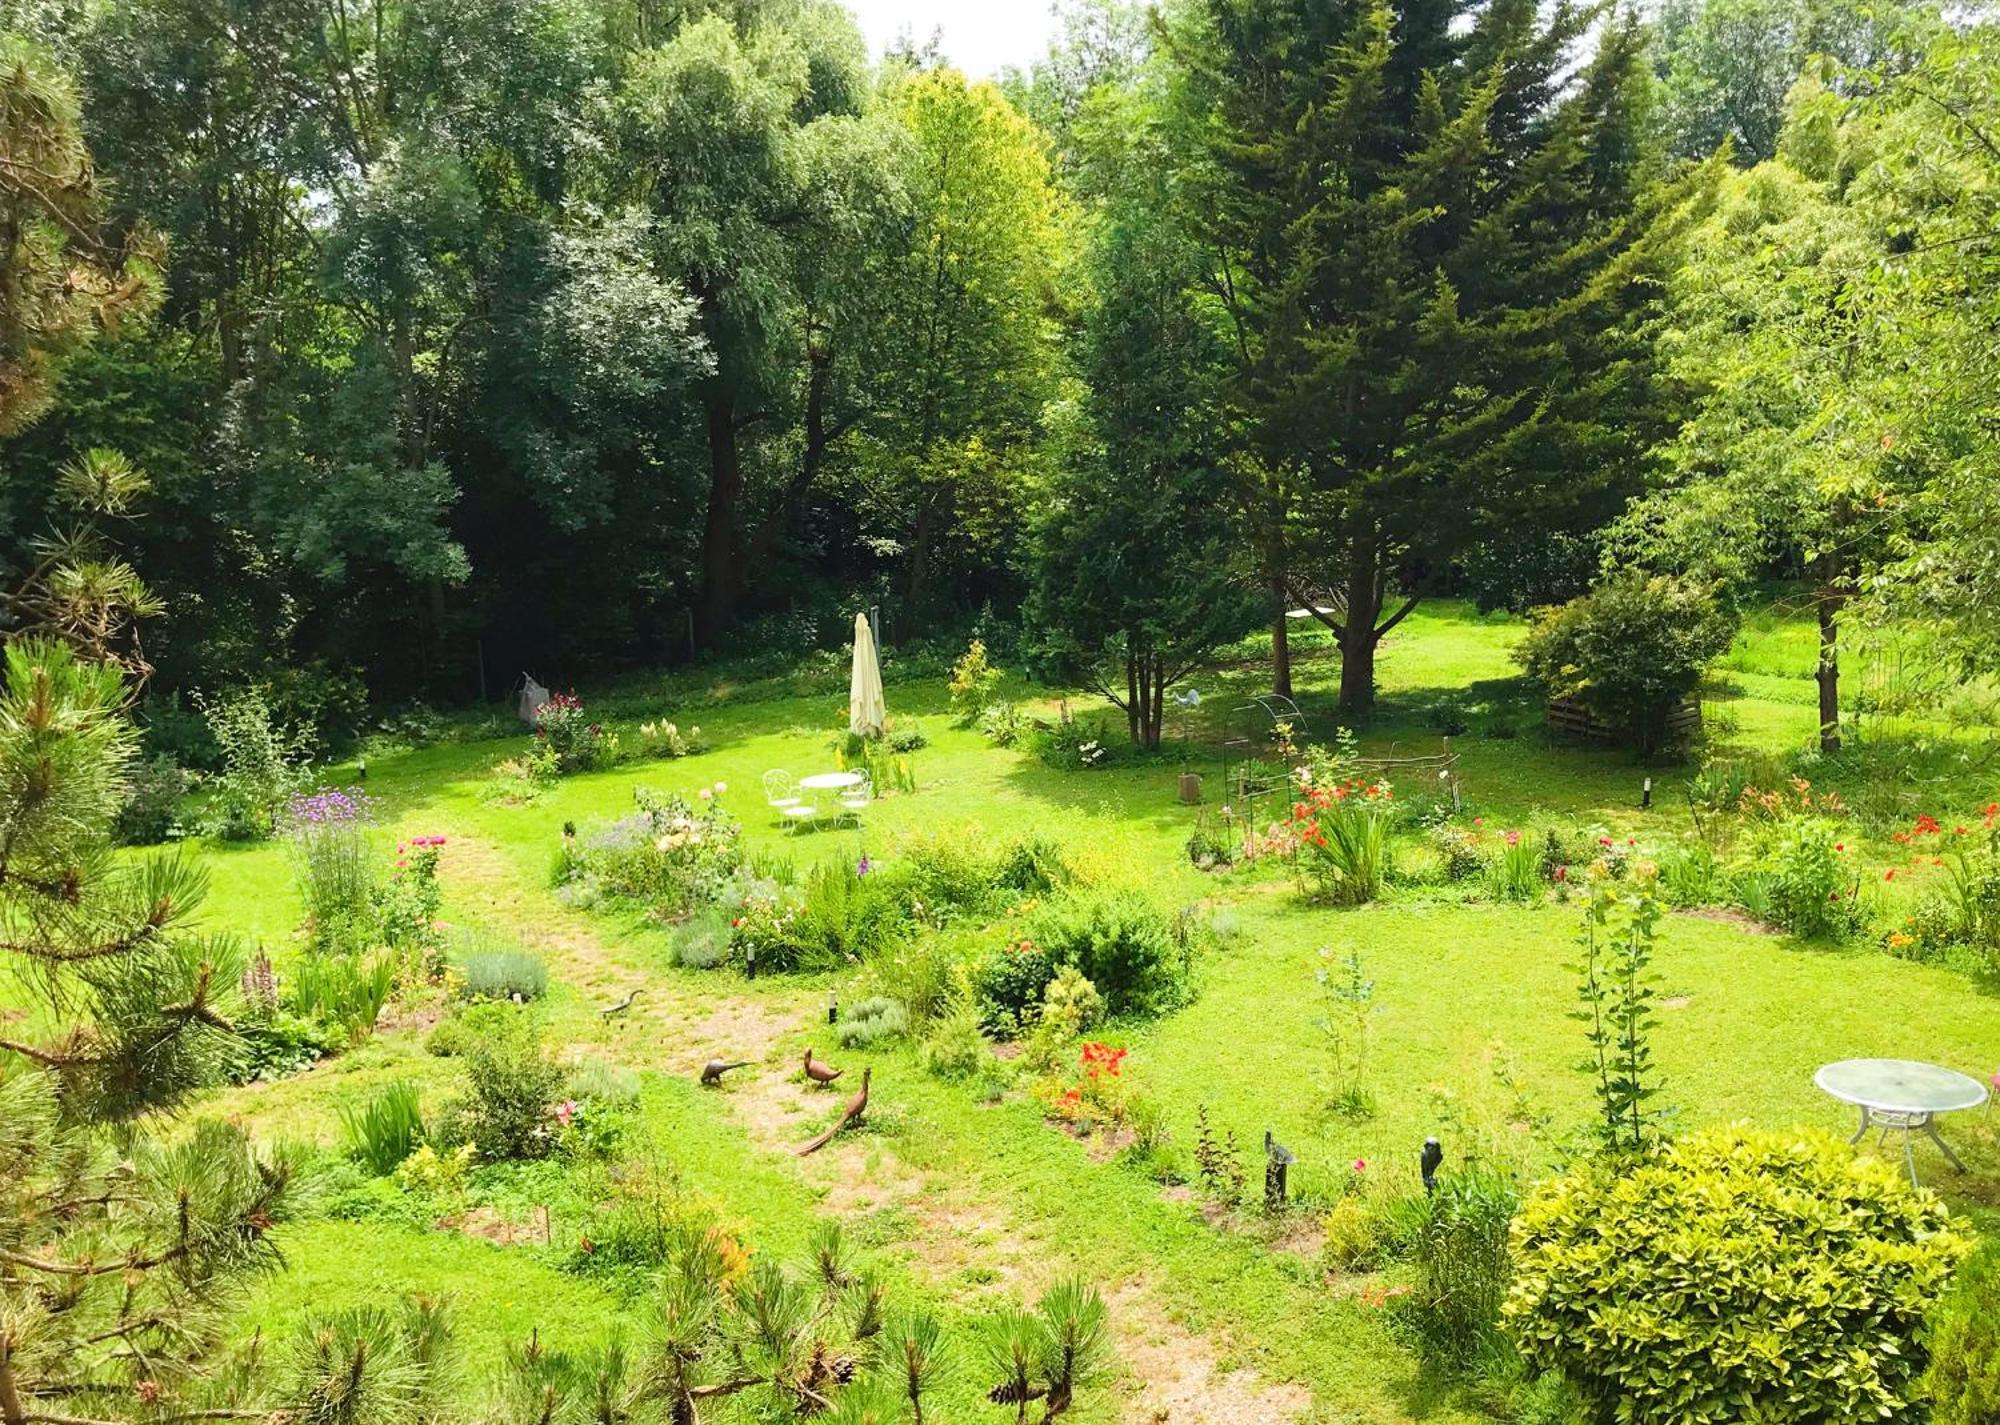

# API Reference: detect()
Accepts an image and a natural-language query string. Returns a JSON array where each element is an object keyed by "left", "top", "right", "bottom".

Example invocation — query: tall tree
[
  {"left": 1613, "top": 77, "right": 1911, "bottom": 753},
  {"left": 1651, "top": 0, "right": 1937, "bottom": 165},
  {"left": 860, "top": 67, "right": 1065, "bottom": 618},
  {"left": 1169, "top": 0, "right": 1701, "bottom": 713},
  {"left": 1029, "top": 87, "right": 1258, "bottom": 748}
]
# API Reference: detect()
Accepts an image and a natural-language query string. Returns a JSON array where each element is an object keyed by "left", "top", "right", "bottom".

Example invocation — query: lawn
[{"left": 177, "top": 597, "right": 2000, "bottom": 1423}]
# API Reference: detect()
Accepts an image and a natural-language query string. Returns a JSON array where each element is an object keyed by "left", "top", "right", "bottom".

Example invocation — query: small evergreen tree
[{"left": 0, "top": 639, "right": 294, "bottom": 1425}]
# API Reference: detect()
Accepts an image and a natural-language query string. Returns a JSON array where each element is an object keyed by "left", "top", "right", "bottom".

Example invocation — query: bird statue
[
  {"left": 1264, "top": 1129, "right": 1297, "bottom": 1209},
  {"left": 803, "top": 1048, "right": 844, "bottom": 1087},
  {"left": 699, "top": 1058, "right": 751, "bottom": 1087},
  {"left": 797, "top": 1068, "right": 870, "bottom": 1156},
  {"left": 1421, "top": 1136, "right": 1444, "bottom": 1195},
  {"left": 600, "top": 990, "right": 640, "bottom": 1020}
]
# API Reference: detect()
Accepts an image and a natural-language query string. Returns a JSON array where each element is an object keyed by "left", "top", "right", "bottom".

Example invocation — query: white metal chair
[
  {"left": 782, "top": 799, "right": 820, "bottom": 834},
  {"left": 763, "top": 770, "right": 801, "bottom": 813},
  {"left": 838, "top": 773, "right": 873, "bottom": 825}
]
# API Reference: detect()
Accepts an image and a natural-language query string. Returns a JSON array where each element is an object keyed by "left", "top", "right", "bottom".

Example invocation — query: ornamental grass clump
[{"left": 1504, "top": 1126, "right": 1967, "bottom": 1425}]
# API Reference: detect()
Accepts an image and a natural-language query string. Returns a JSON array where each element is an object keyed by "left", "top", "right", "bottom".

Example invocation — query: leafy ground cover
[{"left": 168, "top": 597, "right": 2000, "bottom": 1422}]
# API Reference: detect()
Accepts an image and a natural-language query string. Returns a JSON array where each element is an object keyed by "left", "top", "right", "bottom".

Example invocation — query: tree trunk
[
  {"left": 1337, "top": 540, "right": 1383, "bottom": 716},
  {"left": 1816, "top": 579, "right": 1842, "bottom": 755},
  {"left": 697, "top": 387, "right": 743, "bottom": 645},
  {"left": 1269, "top": 571, "right": 1293, "bottom": 698}
]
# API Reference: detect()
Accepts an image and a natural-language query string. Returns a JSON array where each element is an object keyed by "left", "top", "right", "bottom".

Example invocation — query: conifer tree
[
  {"left": 1168, "top": 0, "right": 1710, "bottom": 711},
  {"left": 0, "top": 639, "right": 290, "bottom": 1425}
]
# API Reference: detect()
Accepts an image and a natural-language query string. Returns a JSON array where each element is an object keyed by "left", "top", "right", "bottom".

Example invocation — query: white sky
[{"left": 843, "top": 0, "right": 1063, "bottom": 78}]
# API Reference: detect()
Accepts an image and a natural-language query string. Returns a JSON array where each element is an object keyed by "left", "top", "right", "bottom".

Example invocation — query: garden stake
[
  {"left": 1421, "top": 1136, "right": 1443, "bottom": 1195},
  {"left": 828, "top": 988, "right": 839, "bottom": 1025},
  {"left": 1642, "top": 776, "right": 1652, "bottom": 810}
]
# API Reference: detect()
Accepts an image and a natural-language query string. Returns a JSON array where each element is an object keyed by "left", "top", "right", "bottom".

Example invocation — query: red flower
[{"left": 1885, "top": 869, "right": 1896, "bottom": 881}]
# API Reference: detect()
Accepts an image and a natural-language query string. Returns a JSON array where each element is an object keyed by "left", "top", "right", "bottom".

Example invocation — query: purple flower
[{"left": 857, "top": 855, "right": 872, "bottom": 877}]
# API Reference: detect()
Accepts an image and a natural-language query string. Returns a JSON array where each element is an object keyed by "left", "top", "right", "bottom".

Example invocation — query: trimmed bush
[
  {"left": 1504, "top": 1126, "right": 1967, "bottom": 1424},
  {"left": 436, "top": 1012, "right": 567, "bottom": 1162},
  {"left": 1515, "top": 572, "right": 1734, "bottom": 755},
  {"left": 1926, "top": 1239, "right": 2000, "bottom": 1425}
]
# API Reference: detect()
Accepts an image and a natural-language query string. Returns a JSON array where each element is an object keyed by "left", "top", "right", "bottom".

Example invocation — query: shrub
[
  {"left": 975, "top": 933, "right": 1066, "bottom": 1032},
  {"left": 1737, "top": 818, "right": 1865, "bottom": 939},
  {"left": 1428, "top": 823, "right": 1488, "bottom": 882},
  {"left": 438, "top": 1012, "right": 567, "bottom": 1162},
  {"left": 229, "top": 1010, "right": 337, "bottom": 1082},
  {"left": 835, "top": 996, "right": 909, "bottom": 1049},
  {"left": 1034, "top": 889, "right": 1193, "bottom": 1018},
  {"left": 886, "top": 724, "right": 927, "bottom": 753},
  {"left": 948, "top": 639, "right": 1004, "bottom": 725},
  {"left": 994, "top": 836, "right": 1070, "bottom": 896},
  {"left": 1515, "top": 572, "right": 1735, "bottom": 755},
  {"left": 563, "top": 786, "right": 742, "bottom": 916},
  {"left": 900, "top": 834, "right": 1005, "bottom": 921},
  {"left": 784, "top": 858, "right": 910, "bottom": 968},
  {"left": 918, "top": 1003, "right": 990, "bottom": 1081},
  {"left": 534, "top": 691, "right": 607, "bottom": 773},
  {"left": 377, "top": 835, "right": 447, "bottom": 967},
  {"left": 1034, "top": 708, "right": 1115, "bottom": 769},
  {"left": 115, "top": 754, "right": 190, "bottom": 844},
  {"left": 1654, "top": 839, "right": 1718, "bottom": 906},
  {"left": 978, "top": 700, "right": 1028, "bottom": 746},
  {"left": 425, "top": 999, "right": 526, "bottom": 1058},
  {"left": 1925, "top": 1239, "right": 2000, "bottom": 1425},
  {"left": 867, "top": 928, "right": 967, "bottom": 1025},
  {"left": 672, "top": 909, "right": 733, "bottom": 969},
  {"left": 285, "top": 787, "right": 379, "bottom": 954},
  {"left": 459, "top": 941, "right": 549, "bottom": 1002},
  {"left": 1504, "top": 1126, "right": 1967, "bottom": 1425},
  {"left": 339, "top": 1081, "right": 426, "bottom": 1176},
  {"left": 198, "top": 686, "right": 314, "bottom": 840}
]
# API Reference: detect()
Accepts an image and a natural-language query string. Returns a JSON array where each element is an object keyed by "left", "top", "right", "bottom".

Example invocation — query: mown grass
[{"left": 165, "top": 594, "right": 2000, "bottom": 1421}]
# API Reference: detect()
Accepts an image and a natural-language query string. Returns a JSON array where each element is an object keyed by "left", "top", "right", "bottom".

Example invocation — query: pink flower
[
  {"left": 554, "top": 1100, "right": 577, "bottom": 1127},
  {"left": 1352, "top": 1158, "right": 1367, "bottom": 1173}
]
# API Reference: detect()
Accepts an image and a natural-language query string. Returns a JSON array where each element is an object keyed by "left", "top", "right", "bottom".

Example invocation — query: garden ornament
[
  {"left": 1421, "top": 1136, "right": 1443, "bottom": 1194},
  {"left": 700, "top": 1058, "right": 751, "bottom": 1087},
  {"left": 797, "top": 1067, "right": 871, "bottom": 1156},
  {"left": 599, "top": 989, "right": 639, "bottom": 1020},
  {"left": 804, "top": 1047, "right": 844, "bottom": 1086}
]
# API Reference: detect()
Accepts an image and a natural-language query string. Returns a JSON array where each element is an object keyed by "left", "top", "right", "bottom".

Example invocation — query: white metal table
[
  {"left": 1815, "top": 1058, "right": 1987, "bottom": 1186},
  {"left": 798, "top": 771, "right": 864, "bottom": 792}
]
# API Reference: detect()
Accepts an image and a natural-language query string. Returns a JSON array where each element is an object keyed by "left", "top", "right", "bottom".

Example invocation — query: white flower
[
  {"left": 714, "top": 780, "right": 726, "bottom": 793},
  {"left": 698, "top": 786, "right": 713, "bottom": 800},
  {"left": 1438, "top": 768, "right": 1451, "bottom": 781}
]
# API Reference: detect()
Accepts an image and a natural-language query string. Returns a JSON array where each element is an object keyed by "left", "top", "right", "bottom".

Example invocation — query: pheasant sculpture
[
  {"left": 797, "top": 1068, "right": 870, "bottom": 1156},
  {"left": 699, "top": 1058, "right": 750, "bottom": 1087},
  {"left": 803, "top": 1048, "right": 844, "bottom": 1087}
]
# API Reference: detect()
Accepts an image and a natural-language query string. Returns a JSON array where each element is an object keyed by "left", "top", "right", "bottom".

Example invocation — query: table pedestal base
[{"left": 1849, "top": 1105, "right": 1966, "bottom": 1186}]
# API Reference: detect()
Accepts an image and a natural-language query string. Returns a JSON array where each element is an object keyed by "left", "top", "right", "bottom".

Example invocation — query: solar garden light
[
  {"left": 1264, "top": 1129, "right": 1296, "bottom": 1210},
  {"left": 745, "top": 945, "right": 757, "bottom": 980},
  {"left": 1421, "top": 1136, "right": 1444, "bottom": 1195},
  {"left": 1642, "top": 776, "right": 1653, "bottom": 810},
  {"left": 828, "top": 988, "right": 839, "bottom": 1025}
]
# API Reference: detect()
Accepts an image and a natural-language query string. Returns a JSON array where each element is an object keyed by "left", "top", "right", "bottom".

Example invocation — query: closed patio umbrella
[{"left": 849, "top": 612, "right": 886, "bottom": 737}]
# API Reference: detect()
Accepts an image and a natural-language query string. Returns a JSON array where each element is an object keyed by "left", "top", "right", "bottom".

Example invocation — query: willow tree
[{"left": 1168, "top": 0, "right": 1700, "bottom": 712}]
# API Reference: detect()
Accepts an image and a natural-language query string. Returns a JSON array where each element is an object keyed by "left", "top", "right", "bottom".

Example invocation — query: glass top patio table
[{"left": 1814, "top": 1059, "right": 1988, "bottom": 1115}]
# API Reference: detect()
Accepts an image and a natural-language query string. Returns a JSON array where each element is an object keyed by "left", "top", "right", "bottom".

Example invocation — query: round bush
[
  {"left": 1504, "top": 1126, "right": 1966, "bottom": 1424},
  {"left": 1925, "top": 1239, "right": 2000, "bottom": 1425}
]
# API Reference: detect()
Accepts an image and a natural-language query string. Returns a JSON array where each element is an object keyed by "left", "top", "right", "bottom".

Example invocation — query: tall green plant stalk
[{"left": 1572, "top": 863, "right": 1668, "bottom": 1156}]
